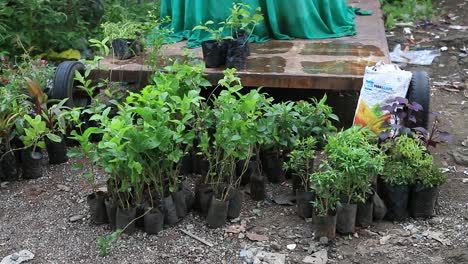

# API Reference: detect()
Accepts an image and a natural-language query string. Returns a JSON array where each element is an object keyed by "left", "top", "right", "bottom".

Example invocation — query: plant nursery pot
[
  {"left": 296, "top": 190, "right": 314, "bottom": 219},
  {"left": 116, "top": 206, "right": 136, "bottom": 234},
  {"left": 237, "top": 160, "right": 253, "bottom": 186},
  {"left": 21, "top": 149, "right": 43, "bottom": 180},
  {"left": 410, "top": 182, "right": 439, "bottom": 218},
  {"left": 225, "top": 38, "right": 248, "bottom": 70},
  {"left": 181, "top": 152, "right": 192, "bottom": 176},
  {"left": 0, "top": 151, "right": 18, "bottom": 181},
  {"left": 135, "top": 203, "right": 147, "bottom": 229},
  {"left": 336, "top": 203, "right": 357, "bottom": 234},
  {"left": 372, "top": 191, "right": 387, "bottom": 221},
  {"left": 45, "top": 135, "right": 68, "bottom": 165},
  {"left": 112, "top": 38, "right": 142, "bottom": 60},
  {"left": 105, "top": 197, "right": 117, "bottom": 228},
  {"left": 144, "top": 208, "right": 164, "bottom": 235},
  {"left": 192, "top": 153, "right": 209, "bottom": 176},
  {"left": 87, "top": 192, "right": 108, "bottom": 224},
  {"left": 195, "top": 183, "right": 214, "bottom": 216},
  {"left": 356, "top": 195, "right": 374, "bottom": 228},
  {"left": 182, "top": 181, "right": 195, "bottom": 212},
  {"left": 262, "top": 153, "right": 285, "bottom": 184},
  {"left": 227, "top": 189, "right": 243, "bottom": 219},
  {"left": 201, "top": 40, "right": 228, "bottom": 68},
  {"left": 206, "top": 198, "right": 229, "bottom": 228},
  {"left": 172, "top": 189, "right": 188, "bottom": 218},
  {"left": 313, "top": 213, "right": 337, "bottom": 240},
  {"left": 250, "top": 173, "right": 266, "bottom": 201},
  {"left": 381, "top": 182, "right": 409, "bottom": 221},
  {"left": 292, "top": 173, "right": 303, "bottom": 194},
  {"left": 163, "top": 195, "right": 179, "bottom": 226}
]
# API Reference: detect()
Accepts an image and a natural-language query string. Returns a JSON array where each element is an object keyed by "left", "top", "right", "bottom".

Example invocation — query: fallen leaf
[
  {"left": 225, "top": 224, "right": 246, "bottom": 234},
  {"left": 246, "top": 232, "right": 269, "bottom": 242}
]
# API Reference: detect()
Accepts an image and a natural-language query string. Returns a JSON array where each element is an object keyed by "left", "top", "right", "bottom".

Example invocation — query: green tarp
[{"left": 157, "top": 0, "right": 372, "bottom": 48}]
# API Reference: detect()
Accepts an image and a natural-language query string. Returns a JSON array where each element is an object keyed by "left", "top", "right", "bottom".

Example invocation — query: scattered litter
[
  {"left": 423, "top": 231, "right": 451, "bottom": 246},
  {"left": 97, "top": 186, "right": 108, "bottom": 193},
  {"left": 253, "top": 251, "right": 286, "bottom": 264},
  {"left": 0, "top": 182, "right": 8, "bottom": 188},
  {"left": 462, "top": 137, "right": 468, "bottom": 147},
  {"left": 246, "top": 233, "right": 269, "bottom": 242},
  {"left": 180, "top": 229, "right": 213, "bottom": 247},
  {"left": 379, "top": 234, "right": 394, "bottom": 245},
  {"left": 225, "top": 224, "right": 246, "bottom": 235},
  {"left": 403, "top": 27, "right": 412, "bottom": 35},
  {"left": 239, "top": 249, "right": 251, "bottom": 258},
  {"left": 463, "top": 179, "right": 468, "bottom": 184},
  {"left": 1, "top": 250, "right": 34, "bottom": 264},
  {"left": 302, "top": 249, "right": 328, "bottom": 264},
  {"left": 464, "top": 170, "right": 468, "bottom": 176},
  {"left": 390, "top": 44, "right": 440, "bottom": 65},
  {"left": 272, "top": 194, "right": 295, "bottom": 206},
  {"left": 286, "top": 244, "right": 296, "bottom": 250},
  {"left": 449, "top": 25, "right": 468, "bottom": 31},
  {"left": 440, "top": 46, "right": 448, "bottom": 52}
]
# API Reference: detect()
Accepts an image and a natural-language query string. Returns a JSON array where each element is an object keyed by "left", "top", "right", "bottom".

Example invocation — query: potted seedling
[
  {"left": 199, "top": 70, "right": 259, "bottom": 227},
  {"left": 262, "top": 102, "right": 299, "bottom": 183},
  {"left": 325, "top": 126, "right": 384, "bottom": 234},
  {"left": 380, "top": 135, "right": 429, "bottom": 221},
  {"left": 310, "top": 165, "right": 341, "bottom": 240},
  {"left": 68, "top": 107, "right": 110, "bottom": 225},
  {"left": 101, "top": 20, "right": 143, "bottom": 60},
  {"left": 0, "top": 90, "right": 26, "bottom": 181},
  {"left": 224, "top": 3, "right": 264, "bottom": 69},
  {"left": 193, "top": 21, "right": 229, "bottom": 68},
  {"left": 26, "top": 78, "right": 70, "bottom": 164},
  {"left": 284, "top": 137, "right": 316, "bottom": 219}
]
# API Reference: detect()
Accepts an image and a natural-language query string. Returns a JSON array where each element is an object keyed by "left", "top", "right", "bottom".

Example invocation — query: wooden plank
[{"left": 95, "top": 0, "right": 389, "bottom": 90}]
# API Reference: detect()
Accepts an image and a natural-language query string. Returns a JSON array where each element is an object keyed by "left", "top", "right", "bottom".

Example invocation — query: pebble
[
  {"left": 319, "top": 237, "right": 329, "bottom": 245},
  {"left": 287, "top": 244, "right": 296, "bottom": 250},
  {"left": 270, "top": 242, "right": 281, "bottom": 251},
  {"left": 69, "top": 215, "right": 84, "bottom": 222}
]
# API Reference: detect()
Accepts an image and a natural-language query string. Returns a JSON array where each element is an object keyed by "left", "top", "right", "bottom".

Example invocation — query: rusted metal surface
[{"left": 95, "top": 0, "right": 389, "bottom": 90}]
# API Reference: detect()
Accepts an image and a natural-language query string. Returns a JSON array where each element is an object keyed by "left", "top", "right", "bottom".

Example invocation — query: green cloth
[{"left": 157, "top": 0, "right": 372, "bottom": 48}]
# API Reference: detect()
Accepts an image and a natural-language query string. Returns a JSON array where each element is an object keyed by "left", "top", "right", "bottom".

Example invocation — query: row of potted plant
[
  {"left": 194, "top": 3, "right": 264, "bottom": 69},
  {"left": 0, "top": 58, "right": 70, "bottom": 182},
  {"left": 283, "top": 97, "right": 449, "bottom": 240}
]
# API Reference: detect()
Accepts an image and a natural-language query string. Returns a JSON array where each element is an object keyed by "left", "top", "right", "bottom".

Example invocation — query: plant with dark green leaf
[
  {"left": 380, "top": 134, "right": 432, "bottom": 186},
  {"left": 284, "top": 137, "right": 316, "bottom": 191},
  {"left": 325, "top": 126, "right": 385, "bottom": 204},
  {"left": 293, "top": 95, "right": 338, "bottom": 145},
  {"left": 225, "top": 3, "right": 264, "bottom": 42},
  {"left": 310, "top": 165, "right": 341, "bottom": 216}
]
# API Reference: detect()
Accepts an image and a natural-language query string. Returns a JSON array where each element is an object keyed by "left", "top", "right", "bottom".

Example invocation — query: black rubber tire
[
  {"left": 50, "top": 61, "right": 90, "bottom": 107},
  {"left": 407, "top": 70, "right": 430, "bottom": 129}
]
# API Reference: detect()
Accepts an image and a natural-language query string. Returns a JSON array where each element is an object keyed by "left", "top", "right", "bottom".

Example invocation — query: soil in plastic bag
[
  {"left": 262, "top": 153, "right": 285, "bottom": 184},
  {"left": 116, "top": 206, "right": 136, "bottom": 234},
  {"left": 144, "top": 208, "right": 164, "bottom": 235},
  {"left": 372, "top": 191, "right": 387, "bottom": 221},
  {"left": 381, "top": 182, "right": 409, "bottom": 221},
  {"left": 336, "top": 203, "right": 357, "bottom": 234},
  {"left": 112, "top": 38, "right": 142, "bottom": 60},
  {"left": 195, "top": 183, "right": 214, "bottom": 216},
  {"left": 410, "top": 182, "right": 439, "bottom": 218},
  {"left": 0, "top": 151, "right": 18, "bottom": 181},
  {"left": 227, "top": 189, "right": 243, "bottom": 219},
  {"left": 296, "top": 190, "right": 314, "bottom": 219},
  {"left": 163, "top": 195, "right": 179, "bottom": 226},
  {"left": 250, "top": 173, "right": 266, "bottom": 201},
  {"left": 45, "top": 135, "right": 68, "bottom": 164},
  {"left": 357, "top": 194, "right": 373, "bottom": 228},
  {"left": 206, "top": 198, "right": 229, "bottom": 228},
  {"left": 21, "top": 149, "right": 43, "bottom": 179},
  {"left": 226, "top": 38, "right": 248, "bottom": 70},
  {"left": 201, "top": 40, "right": 227, "bottom": 68},
  {"left": 313, "top": 213, "right": 337, "bottom": 240},
  {"left": 105, "top": 198, "right": 117, "bottom": 228},
  {"left": 87, "top": 192, "right": 108, "bottom": 225},
  {"left": 172, "top": 190, "right": 188, "bottom": 218}
]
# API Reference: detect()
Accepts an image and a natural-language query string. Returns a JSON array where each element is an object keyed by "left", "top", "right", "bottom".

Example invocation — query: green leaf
[{"left": 46, "top": 133, "right": 62, "bottom": 143}]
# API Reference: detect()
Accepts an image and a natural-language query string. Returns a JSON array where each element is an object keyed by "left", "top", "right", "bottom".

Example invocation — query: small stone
[
  {"left": 238, "top": 233, "right": 245, "bottom": 239},
  {"left": 69, "top": 215, "right": 84, "bottom": 222},
  {"left": 302, "top": 249, "right": 328, "bottom": 264},
  {"left": 57, "top": 184, "right": 71, "bottom": 192},
  {"left": 186, "top": 224, "right": 194, "bottom": 229},
  {"left": 287, "top": 244, "right": 296, "bottom": 251},
  {"left": 319, "top": 237, "right": 329, "bottom": 245},
  {"left": 271, "top": 242, "right": 281, "bottom": 251}
]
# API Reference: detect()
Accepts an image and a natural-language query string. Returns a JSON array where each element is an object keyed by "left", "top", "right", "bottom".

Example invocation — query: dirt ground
[{"left": 1, "top": 1, "right": 468, "bottom": 263}]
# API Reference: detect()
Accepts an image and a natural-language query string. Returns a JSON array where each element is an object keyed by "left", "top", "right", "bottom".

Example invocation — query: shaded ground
[{"left": 1, "top": 0, "right": 468, "bottom": 263}]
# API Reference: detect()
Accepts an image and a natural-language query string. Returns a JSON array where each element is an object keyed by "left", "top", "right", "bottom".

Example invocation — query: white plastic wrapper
[
  {"left": 390, "top": 44, "right": 440, "bottom": 65},
  {"left": 353, "top": 62, "right": 413, "bottom": 134}
]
